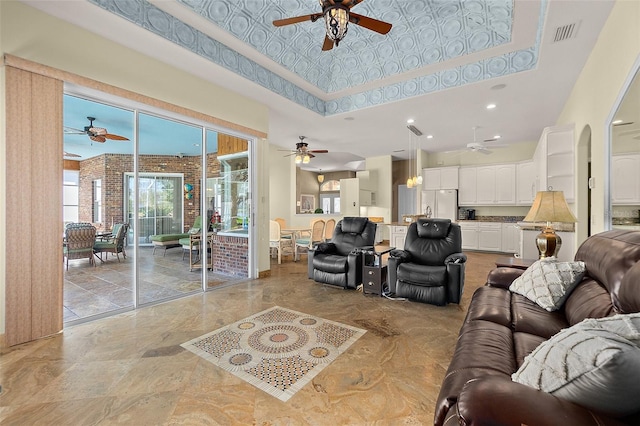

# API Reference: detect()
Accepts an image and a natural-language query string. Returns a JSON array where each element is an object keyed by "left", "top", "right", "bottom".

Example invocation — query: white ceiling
[{"left": 27, "top": 0, "right": 616, "bottom": 171}]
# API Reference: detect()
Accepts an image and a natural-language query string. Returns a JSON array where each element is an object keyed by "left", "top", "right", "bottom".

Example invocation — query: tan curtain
[{"left": 5, "top": 65, "right": 63, "bottom": 346}]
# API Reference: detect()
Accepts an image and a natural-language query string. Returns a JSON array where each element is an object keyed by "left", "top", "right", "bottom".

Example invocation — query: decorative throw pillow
[
  {"left": 509, "top": 258, "right": 586, "bottom": 311},
  {"left": 512, "top": 313, "right": 640, "bottom": 416}
]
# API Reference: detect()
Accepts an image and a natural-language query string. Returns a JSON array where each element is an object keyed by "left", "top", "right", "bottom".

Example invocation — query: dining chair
[
  {"left": 295, "top": 219, "right": 325, "bottom": 261},
  {"left": 323, "top": 218, "right": 336, "bottom": 242},
  {"left": 274, "top": 217, "right": 292, "bottom": 240},
  {"left": 269, "top": 220, "right": 294, "bottom": 264}
]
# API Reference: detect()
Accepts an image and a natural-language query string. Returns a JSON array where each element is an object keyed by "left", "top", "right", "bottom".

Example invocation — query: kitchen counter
[{"left": 516, "top": 221, "right": 575, "bottom": 232}]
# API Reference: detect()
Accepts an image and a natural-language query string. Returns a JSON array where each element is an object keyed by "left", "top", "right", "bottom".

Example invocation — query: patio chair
[
  {"left": 93, "top": 223, "right": 129, "bottom": 262},
  {"left": 270, "top": 220, "right": 294, "bottom": 264},
  {"left": 63, "top": 222, "right": 97, "bottom": 270}
]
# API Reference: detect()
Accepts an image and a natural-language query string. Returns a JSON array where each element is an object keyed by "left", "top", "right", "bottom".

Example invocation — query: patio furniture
[
  {"left": 93, "top": 223, "right": 129, "bottom": 262},
  {"left": 295, "top": 219, "right": 325, "bottom": 261},
  {"left": 63, "top": 222, "right": 97, "bottom": 270}
]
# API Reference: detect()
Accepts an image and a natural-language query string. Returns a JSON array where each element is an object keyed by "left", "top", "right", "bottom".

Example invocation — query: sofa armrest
[
  {"left": 456, "top": 376, "right": 627, "bottom": 426},
  {"left": 485, "top": 267, "right": 525, "bottom": 289},
  {"left": 313, "top": 242, "right": 337, "bottom": 255}
]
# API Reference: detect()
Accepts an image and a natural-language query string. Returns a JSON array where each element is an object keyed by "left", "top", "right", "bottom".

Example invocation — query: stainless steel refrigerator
[{"left": 421, "top": 189, "right": 458, "bottom": 222}]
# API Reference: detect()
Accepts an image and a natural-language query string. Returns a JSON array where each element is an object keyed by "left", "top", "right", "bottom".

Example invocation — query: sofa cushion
[
  {"left": 512, "top": 313, "right": 640, "bottom": 416},
  {"left": 511, "top": 293, "right": 569, "bottom": 339},
  {"left": 313, "top": 253, "right": 348, "bottom": 274},
  {"left": 564, "top": 278, "right": 615, "bottom": 326},
  {"left": 509, "top": 259, "right": 586, "bottom": 311}
]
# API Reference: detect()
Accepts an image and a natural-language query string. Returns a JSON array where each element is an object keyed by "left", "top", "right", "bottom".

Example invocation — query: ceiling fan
[
  {"left": 64, "top": 116, "right": 129, "bottom": 143},
  {"left": 283, "top": 136, "right": 329, "bottom": 164},
  {"left": 466, "top": 127, "right": 506, "bottom": 155},
  {"left": 272, "top": 0, "right": 392, "bottom": 51}
]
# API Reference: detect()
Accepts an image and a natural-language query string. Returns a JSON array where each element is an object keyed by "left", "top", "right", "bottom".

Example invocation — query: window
[
  {"left": 63, "top": 170, "right": 79, "bottom": 223},
  {"left": 319, "top": 179, "right": 340, "bottom": 214},
  {"left": 93, "top": 179, "right": 102, "bottom": 223}
]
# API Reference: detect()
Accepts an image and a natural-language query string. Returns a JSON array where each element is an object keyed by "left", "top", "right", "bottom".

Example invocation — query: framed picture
[{"left": 300, "top": 194, "right": 315, "bottom": 213}]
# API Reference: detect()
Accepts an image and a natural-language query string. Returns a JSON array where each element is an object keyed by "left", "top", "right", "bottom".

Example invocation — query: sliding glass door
[{"left": 63, "top": 88, "right": 254, "bottom": 324}]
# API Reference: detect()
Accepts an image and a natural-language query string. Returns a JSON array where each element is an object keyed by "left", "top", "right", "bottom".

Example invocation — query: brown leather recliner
[{"left": 435, "top": 230, "right": 640, "bottom": 426}]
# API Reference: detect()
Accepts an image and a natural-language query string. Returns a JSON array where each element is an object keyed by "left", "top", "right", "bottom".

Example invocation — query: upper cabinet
[
  {"left": 459, "top": 164, "right": 515, "bottom": 206},
  {"left": 534, "top": 125, "right": 575, "bottom": 202},
  {"left": 458, "top": 167, "right": 477, "bottom": 205},
  {"left": 611, "top": 153, "right": 640, "bottom": 205},
  {"left": 422, "top": 166, "right": 459, "bottom": 190},
  {"left": 516, "top": 160, "right": 536, "bottom": 205}
]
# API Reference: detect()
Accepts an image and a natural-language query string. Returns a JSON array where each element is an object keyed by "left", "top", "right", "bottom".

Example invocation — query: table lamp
[{"left": 523, "top": 190, "right": 577, "bottom": 259}]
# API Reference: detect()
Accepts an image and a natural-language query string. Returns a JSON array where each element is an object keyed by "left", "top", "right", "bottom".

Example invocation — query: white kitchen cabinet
[
  {"left": 476, "top": 166, "right": 496, "bottom": 204},
  {"left": 516, "top": 161, "right": 536, "bottom": 205},
  {"left": 422, "top": 166, "right": 459, "bottom": 190},
  {"left": 501, "top": 222, "right": 520, "bottom": 254},
  {"left": 495, "top": 164, "right": 516, "bottom": 204},
  {"left": 534, "top": 125, "right": 575, "bottom": 201},
  {"left": 459, "top": 221, "right": 479, "bottom": 250},
  {"left": 459, "top": 164, "right": 515, "bottom": 206},
  {"left": 478, "top": 223, "right": 502, "bottom": 251},
  {"left": 360, "top": 189, "right": 372, "bottom": 206},
  {"left": 340, "top": 178, "right": 360, "bottom": 216},
  {"left": 390, "top": 225, "right": 408, "bottom": 250},
  {"left": 611, "top": 153, "right": 640, "bottom": 205},
  {"left": 458, "top": 167, "right": 477, "bottom": 205}
]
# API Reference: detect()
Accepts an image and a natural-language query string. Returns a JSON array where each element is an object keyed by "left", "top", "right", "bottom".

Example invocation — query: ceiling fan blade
[
  {"left": 89, "top": 135, "right": 106, "bottom": 143},
  {"left": 309, "top": 150, "right": 329, "bottom": 153},
  {"left": 349, "top": 13, "right": 392, "bottom": 35},
  {"left": 322, "top": 35, "right": 334, "bottom": 51},
  {"left": 347, "top": 0, "right": 366, "bottom": 8},
  {"left": 64, "top": 126, "right": 85, "bottom": 135},
  {"left": 103, "top": 133, "right": 130, "bottom": 141},
  {"left": 273, "top": 14, "right": 322, "bottom": 27}
]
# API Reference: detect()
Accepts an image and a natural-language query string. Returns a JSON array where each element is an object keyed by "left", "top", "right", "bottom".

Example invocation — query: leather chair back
[
  {"left": 404, "top": 219, "right": 462, "bottom": 266},
  {"left": 331, "top": 217, "right": 376, "bottom": 256}
]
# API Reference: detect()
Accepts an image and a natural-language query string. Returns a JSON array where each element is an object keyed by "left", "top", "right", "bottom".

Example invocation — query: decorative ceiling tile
[{"left": 89, "top": 0, "right": 545, "bottom": 116}]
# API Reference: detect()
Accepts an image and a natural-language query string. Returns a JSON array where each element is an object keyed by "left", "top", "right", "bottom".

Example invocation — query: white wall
[
  {"left": 0, "top": 1, "right": 270, "bottom": 337},
  {"left": 556, "top": 0, "right": 640, "bottom": 237}
]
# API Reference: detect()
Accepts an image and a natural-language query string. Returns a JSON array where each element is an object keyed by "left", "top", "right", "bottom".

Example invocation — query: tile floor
[
  {"left": 2, "top": 251, "right": 501, "bottom": 425},
  {"left": 64, "top": 246, "right": 245, "bottom": 322}
]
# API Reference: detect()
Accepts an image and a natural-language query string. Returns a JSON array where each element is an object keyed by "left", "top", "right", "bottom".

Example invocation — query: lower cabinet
[
  {"left": 478, "top": 223, "right": 502, "bottom": 251},
  {"left": 501, "top": 223, "right": 520, "bottom": 254},
  {"left": 390, "top": 225, "right": 408, "bottom": 250},
  {"left": 459, "top": 221, "right": 521, "bottom": 253},
  {"left": 459, "top": 222, "right": 479, "bottom": 250}
]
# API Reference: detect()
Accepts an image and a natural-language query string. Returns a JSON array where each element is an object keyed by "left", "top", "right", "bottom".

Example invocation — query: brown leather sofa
[{"left": 435, "top": 230, "right": 640, "bottom": 426}]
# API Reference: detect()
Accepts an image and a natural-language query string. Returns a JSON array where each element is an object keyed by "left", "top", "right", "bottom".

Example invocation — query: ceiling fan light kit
[
  {"left": 273, "top": 0, "right": 392, "bottom": 51},
  {"left": 325, "top": 5, "right": 349, "bottom": 45}
]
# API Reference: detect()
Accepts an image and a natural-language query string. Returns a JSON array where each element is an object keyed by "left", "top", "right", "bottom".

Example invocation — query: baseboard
[{"left": 258, "top": 270, "right": 271, "bottom": 279}]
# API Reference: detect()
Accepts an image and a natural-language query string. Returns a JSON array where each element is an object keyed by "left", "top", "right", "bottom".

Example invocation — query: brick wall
[{"left": 211, "top": 235, "right": 248, "bottom": 278}]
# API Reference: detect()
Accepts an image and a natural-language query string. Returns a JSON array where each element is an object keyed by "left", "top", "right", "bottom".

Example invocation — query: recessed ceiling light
[
  {"left": 344, "top": 116, "right": 355, "bottom": 121},
  {"left": 427, "top": 135, "right": 433, "bottom": 139},
  {"left": 407, "top": 118, "right": 415, "bottom": 124},
  {"left": 493, "top": 135, "right": 501, "bottom": 139},
  {"left": 486, "top": 103, "right": 496, "bottom": 110},
  {"left": 491, "top": 84, "right": 507, "bottom": 90},
  {"left": 612, "top": 119, "right": 623, "bottom": 124}
]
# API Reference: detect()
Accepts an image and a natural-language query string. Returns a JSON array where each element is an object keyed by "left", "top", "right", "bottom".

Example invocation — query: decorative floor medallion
[{"left": 181, "top": 306, "right": 366, "bottom": 401}]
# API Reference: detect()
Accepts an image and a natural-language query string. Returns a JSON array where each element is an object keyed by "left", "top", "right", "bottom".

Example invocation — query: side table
[
  {"left": 362, "top": 247, "right": 394, "bottom": 296},
  {"left": 494, "top": 256, "right": 536, "bottom": 270}
]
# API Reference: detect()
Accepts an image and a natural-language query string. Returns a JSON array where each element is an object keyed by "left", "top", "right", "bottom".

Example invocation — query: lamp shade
[
  {"left": 523, "top": 191, "right": 577, "bottom": 223},
  {"left": 295, "top": 154, "right": 302, "bottom": 164},
  {"left": 317, "top": 174, "right": 324, "bottom": 183}
]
